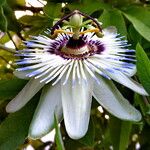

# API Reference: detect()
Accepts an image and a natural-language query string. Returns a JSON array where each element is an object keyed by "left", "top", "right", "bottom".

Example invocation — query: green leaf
[
  {"left": 119, "top": 121, "right": 132, "bottom": 150},
  {"left": 99, "top": 9, "right": 127, "bottom": 37},
  {"left": 0, "top": 31, "right": 14, "bottom": 44},
  {"left": 134, "top": 94, "right": 150, "bottom": 116},
  {"left": 2, "top": 2, "right": 21, "bottom": 32},
  {"left": 48, "top": 0, "right": 74, "bottom": 2},
  {"left": 68, "top": 0, "right": 111, "bottom": 14},
  {"left": 139, "top": 123, "right": 150, "bottom": 148},
  {"left": 0, "top": 96, "right": 38, "bottom": 150},
  {"left": 0, "top": 0, "right": 21, "bottom": 32},
  {"left": 6, "top": 0, "right": 25, "bottom": 8},
  {"left": 136, "top": 43, "right": 150, "bottom": 95},
  {"left": 19, "top": 15, "right": 52, "bottom": 36},
  {"left": 109, "top": 116, "right": 132, "bottom": 150},
  {"left": 0, "top": 0, "right": 6, "bottom": 6},
  {"left": 122, "top": 6, "right": 150, "bottom": 41},
  {"left": 0, "top": 6, "right": 7, "bottom": 31},
  {"left": 19, "top": 15, "right": 50, "bottom": 26},
  {"left": 128, "top": 25, "right": 142, "bottom": 45},
  {"left": 0, "top": 78, "right": 27, "bottom": 100},
  {"left": 54, "top": 114, "right": 65, "bottom": 150},
  {"left": 79, "top": 118, "right": 95, "bottom": 147},
  {"left": 44, "top": 2, "right": 62, "bottom": 19}
]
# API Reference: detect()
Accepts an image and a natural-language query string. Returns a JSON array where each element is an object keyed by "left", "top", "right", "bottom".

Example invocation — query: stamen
[
  {"left": 79, "top": 28, "right": 100, "bottom": 35},
  {"left": 51, "top": 29, "right": 73, "bottom": 38}
]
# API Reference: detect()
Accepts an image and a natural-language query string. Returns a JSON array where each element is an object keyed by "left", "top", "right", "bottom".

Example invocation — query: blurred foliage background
[{"left": 0, "top": 0, "right": 150, "bottom": 150}]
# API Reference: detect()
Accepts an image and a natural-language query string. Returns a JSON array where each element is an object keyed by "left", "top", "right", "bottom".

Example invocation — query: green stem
[{"left": 72, "top": 27, "right": 80, "bottom": 39}]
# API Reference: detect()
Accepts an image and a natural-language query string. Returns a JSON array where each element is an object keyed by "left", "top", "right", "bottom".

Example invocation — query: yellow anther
[
  {"left": 50, "top": 28, "right": 103, "bottom": 39},
  {"left": 50, "top": 29, "right": 73, "bottom": 39},
  {"left": 79, "top": 28, "right": 100, "bottom": 35},
  {"left": 54, "top": 29, "right": 73, "bottom": 35}
]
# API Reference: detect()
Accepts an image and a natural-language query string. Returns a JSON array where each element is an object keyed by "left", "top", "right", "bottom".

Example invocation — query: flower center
[
  {"left": 59, "top": 36, "right": 102, "bottom": 59},
  {"left": 61, "top": 37, "right": 90, "bottom": 55}
]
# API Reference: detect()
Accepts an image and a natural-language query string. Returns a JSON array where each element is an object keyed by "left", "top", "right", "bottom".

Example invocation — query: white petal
[
  {"left": 6, "top": 78, "right": 45, "bottom": 113},
  {"left": 105, "top": 70, "right": 148, "bottom": 96},
  {"left": 61, "top": 72, "right": 93, "bottom": 139},
  {"left": 29, "top": 82, "right": 62, "bottom": 139},
  {"left": 124, "top": 65, "right": 137, "bottom": 77},
  {"left": 93, "top": 75, "right": 141, "bottom": 121},
  {"left": 13, "top": 70, "right": 30, "bottom": 79}
]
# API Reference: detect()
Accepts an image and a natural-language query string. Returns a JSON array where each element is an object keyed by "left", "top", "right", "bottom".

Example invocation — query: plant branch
[
  {"left": 0, "top": 44, "right": 16, "bottom": 53},
  {"left": 7, "top": 32, "right": 18, "bottom": 50},
  {"left": 15, "top": 5, "right": 43, "bottom": 13}
]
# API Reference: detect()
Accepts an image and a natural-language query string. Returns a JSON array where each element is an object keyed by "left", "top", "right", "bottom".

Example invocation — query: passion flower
[{"left": 6, "top": 10, "right": 148, "bottom": 140}]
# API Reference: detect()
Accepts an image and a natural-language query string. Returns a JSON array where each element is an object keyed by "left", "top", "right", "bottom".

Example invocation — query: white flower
[{"left": 6, "top": 12, "right": 148, "bottom": 140}]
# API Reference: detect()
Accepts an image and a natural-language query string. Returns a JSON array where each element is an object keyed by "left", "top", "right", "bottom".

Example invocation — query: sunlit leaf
[
  {"left": 6, "top": 0, "right": 25, "bottom": 8},
  {"left": 0, "top": 32, "right": 14, "bottom": 44}
]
